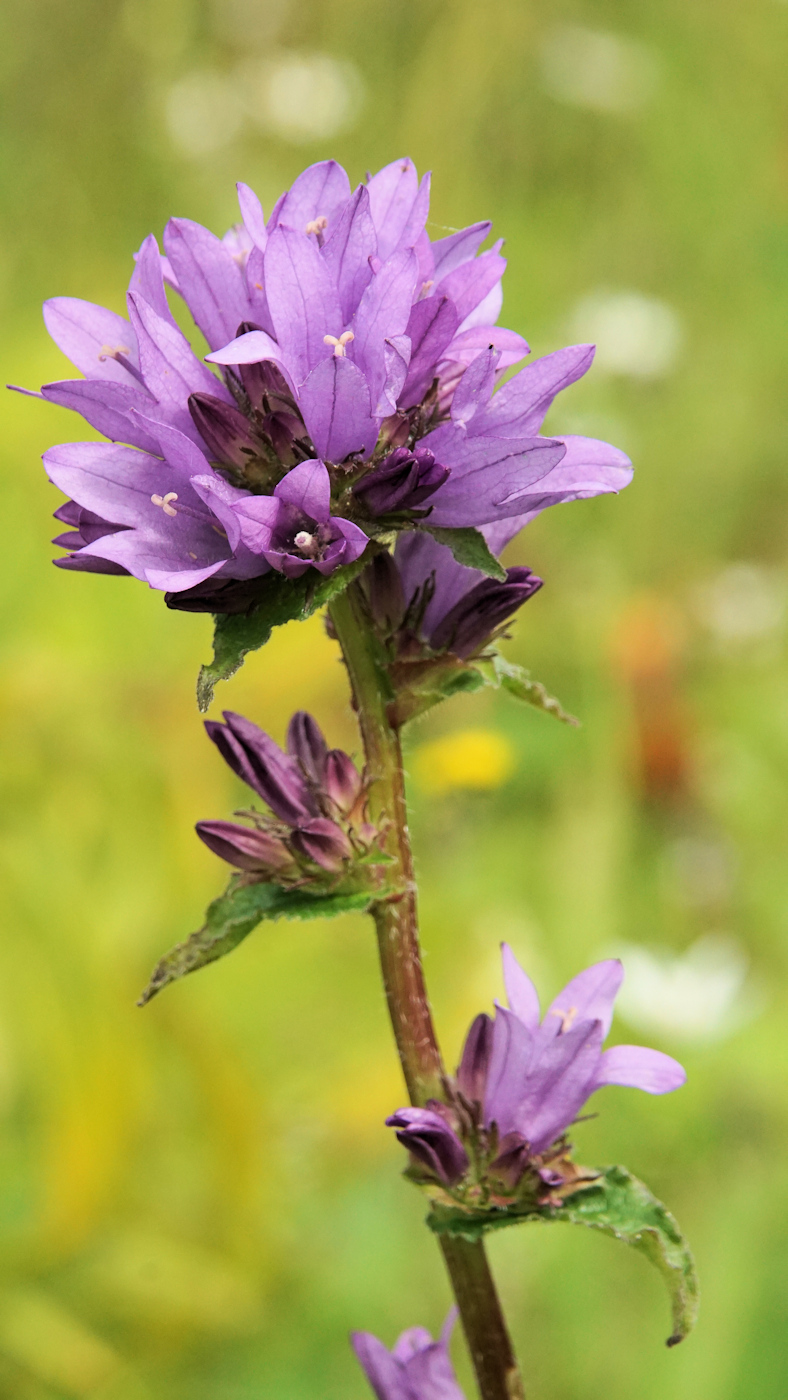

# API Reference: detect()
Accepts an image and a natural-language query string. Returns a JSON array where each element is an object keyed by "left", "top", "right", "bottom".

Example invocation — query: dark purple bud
[
  {"left": 352, "top": 447, "right": 450, "bottom": 517},
  {"left": 53, "top": 501, "right": 127, "bottom": 548},
  {"left": 457, "top": 1013, "right": 494, "bottom": 1105},
  {"left": 188, "top": 392, "right": 260, "bottom": 469},
  {"left": 362, "top": 551, "right": 406, "bottom": 633},
  {"left": 165, "top": 575, "right": 269, "bottom": 614},
  {"left": 489, "top": 1131, "right": 531, "bottom": 1191},
  {"left": 195, "top": 820, "right": 293, "bottom": 873},
  {"left": 205, "top": 711, "right": 318, "bottom": 825},
  {"left": 385, "top": 1106, "right": 469, "bottom": 1186},
  {"left": 286, "top": 711, "right": 328, "bottom": 785},
  {"left": 265, "top": 410, "right": 303, "bottom": 463},
  {"left": 235, "top": 323, "right": 297, "bottom": 412},
  {"left": 324, "top": 749, "right": 363, "bottom": 814},
  {"left": 290, "top": 817, "right": 353, "bottom": 871},
  {"left": 429, "top": 568, "right": 543, "bottom": 659}
]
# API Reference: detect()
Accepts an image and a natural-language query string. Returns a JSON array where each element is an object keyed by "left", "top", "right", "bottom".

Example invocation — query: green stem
[{"left": 329, "top": 582, "right": 525, "bottom": 1400}]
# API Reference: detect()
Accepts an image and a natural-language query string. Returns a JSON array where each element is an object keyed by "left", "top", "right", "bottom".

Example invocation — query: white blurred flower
[
  {"left": 539, "top": 25, "right": 659, "bottom": 113},
  {"left": 694, "top": 564, "right": 786, "bottom": 646},
  {"left": 165, "top": 70, "right": 246, "bottom": 157},
  {"left": 613, "top": 935, "right": 759, "bottom": 1044},
  {"left": 211, "top": 0, "right": 290, "bottom": 46},
  {"left": 568, "top": 290, "right": 683, "bottom": 378},
  {"left": 241, "top": 52, "right": 363, "bottom": 143}
]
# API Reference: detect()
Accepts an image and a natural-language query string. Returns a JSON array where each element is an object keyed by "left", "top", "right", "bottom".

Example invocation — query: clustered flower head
[
  {"left": 197, "top": 709, "right": 380, "bottom": 882},
  {"left": 352, "top": 1310, "right": 465, "bottom": 1400},
  {"left": 33, "top": 157, "right": 633, "bottom": 605},
  {"left": 386, "top": 946, "right": 686, "bottom": 1208}
]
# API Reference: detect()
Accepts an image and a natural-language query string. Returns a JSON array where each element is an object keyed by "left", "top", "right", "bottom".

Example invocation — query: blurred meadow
[{"left": 2, "top": 0, "right": 788, "bottom": 1396}]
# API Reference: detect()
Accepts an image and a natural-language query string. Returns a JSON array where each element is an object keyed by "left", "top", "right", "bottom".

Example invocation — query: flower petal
[
  {"left": 274, "top": 459, "right": 331, "bottom": 520},
  {"left": 43, "top": 298, "right": 140, "bottom": 386},
  {"left": 501, "top": 943, "right": 541, "bottom": 1030},
  {"left": 164, "top": 217, "right": 252, "bottom": 351},
  {"left": 321, "top": 184, "right": 377, "bottom": 323},
  {"left": 264, "top": 225, "right": 343, "bottom": 384},
  {"left": 543, "top": 960, "right": 624, "bottom": 1042},
  {"left": 593, "top": 1045, "right": 686, "bottom": 1095},
  {"left": 269, "top": 159, "right": 351, "bottom": 235},
  {"left": 297, "top": 355, "right": 378, "bottom": 462},
  {"left": 520, "top": 1019, "right": 604, "bottom": 1153},
  {"left": 484, "top": 1006, "right": 535, "bottom": 1139}
]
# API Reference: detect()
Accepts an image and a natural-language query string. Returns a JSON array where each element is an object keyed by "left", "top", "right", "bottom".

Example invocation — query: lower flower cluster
[
  {"left": 386, "top": 946, "right": 686, "bottom": 1214},
  {"left": 352, "top": 1311, "right": 465, "bottom": 1400},
  {"left": 197, "top": 708, "right": 383, "bottom": 886}
]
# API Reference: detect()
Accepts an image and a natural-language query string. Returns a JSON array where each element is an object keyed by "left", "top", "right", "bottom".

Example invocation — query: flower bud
[
  {"left": 488, "top": 1131, "right": 531, "bottom": 1191},
  {"left": 290, "top": 817, "right": 353, "bottom": 872},
  {"left": 323, "top": 749, "right": 363, "bottom": 815},
  {"left": 362, "top": 552, "right": 406, "bottom": 634},
  {"left": 429, "top": 568, "right": 542, "bottom": 659},
  {"left": 386, "top": 1105, "right": 469, "bottom": 1186},
  {"left": 286, "top": 711, "right": 328, "bottom": 785},
  {"left": 353, "top": 447, "right": 450, "bottom": 517},
  {"left": 457, "top": 1013, "right": 494, "bottom": 1106},
  {"left": 188, "top": 393, "right": 262, "bottom": 470},
  {"left": 205, "top": 712, "right": 318, "bottom": 826},
  {"left": 196, "top": 820, "right": 292, "bottom": 873}
]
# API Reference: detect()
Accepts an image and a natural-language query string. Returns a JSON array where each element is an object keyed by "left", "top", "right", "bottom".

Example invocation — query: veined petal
[
  {"left": 269, "top": 159, "right": 351, "bottom": 235},
  {"left": 424, "top": 432, "right": 566, "bottom": 528},
  {"left": 163, "top": 217, "right": 252, "bottom": 352},
  {"left": 438, "top": 249, "right": 506, "bottom": 327},
  {"left": 432, "top": 222, "right": 492, "bottom": 282},
  {"left": 399, "top": 296, "right": 459, "bottom": 409},
  {"left": 275, "top": 458, "right": 332, "bottom": 520},
  {"left": 593, "top": 1045, "right": 686, "bottom": 1095},
  {"left": 127, "top": 291, "right": 228, "bottom": 407},
  {"left": 351, "top": 1333, "right": 411, "bottom": 1400},
  {"left": 41, "top": 380, "right": 161, "bottom": 454},
  {"left": 297, "top": 355, "right": 378, "bottom": 462},
  {"left": 520, "top": 1018, "right": 604, "bottom": 1154},
  {"left": 502, "top": 943, "right": 541, "bottom": 1030},
  {"left": 366, "top": 157, "right": 428, "bottom": 261},
  {"left": 441, "top": 326, "right": 529, "bottom": 371},
  {"left": 542, "top": 960, "right": 624, "bottom": 1043},
  {"left": 237, "top": 182, "right": 267, "bottom": 250},
  {"left": 264, "top": 225, "right": 343, "bottom": 384},
  {"left": 450, "top": 347, "right": 499, "bottom": 428},
  {"left": 484, "top": 1006, "right": 534, "bottom": 1139},
  {"left": 321, "top": 184, "right": 377, "bottom": 323},
  {"left": 349, "top": 248, "right": 418, "bottom": 405},
  {"left": 470, "top": 345, "right": 596, "bottom": 439},
  {"left": 43, "top": 298, "right": 140, "bottom": 386},
  {"left": 129, "top": 234, "right": 178, "bottom": 324}
]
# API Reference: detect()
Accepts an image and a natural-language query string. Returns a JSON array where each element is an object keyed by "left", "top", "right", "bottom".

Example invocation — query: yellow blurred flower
[{"left": 411, "top": 728, "right": 516, "bottom": 794}]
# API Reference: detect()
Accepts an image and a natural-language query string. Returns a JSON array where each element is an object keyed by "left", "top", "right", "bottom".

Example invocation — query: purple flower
[
  {"left": 32, "top": 158, "right": 632, "bottom": 598},
  {"left": 198, "top": 708, "right": 378, "bottom": 882},
  {"left": 386, "top": 947, "right": 686, "bottom": 1191},
  {"left": 352, "top": 1311, "right": 465, "bottom": 1400},
  {"left": 231, "top": 459, "right": 368, "bottom": 578}
]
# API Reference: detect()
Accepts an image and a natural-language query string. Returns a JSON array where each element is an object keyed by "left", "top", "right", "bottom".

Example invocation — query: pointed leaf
[
  {"left": 138, "top": 877, "right": 378, "bottom": 1005},
  {"left": 425, "top": 526, "right": 507, "bottom": 581},
  {"left": 196, "top": 552, "right": 371, "bottom": 711},
  {"left": 489, "top": 654, "right": 579, "bottom": 726},
  {"left": 427, "top": 1164, "right": 699, "bottom": 1347}
]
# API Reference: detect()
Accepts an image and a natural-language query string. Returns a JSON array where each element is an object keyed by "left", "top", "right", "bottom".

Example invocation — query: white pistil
[
  {"left": 151, "top": 491, "right": 178, "bottom": 518},
  {"left": 305, "top": 216, "right": 328, "bottom": 238},
  {"left": 549, "top": 1005, "right": 578, "bottom": 1034},
  {"left": 323, "top": 330, "right": 355, "bottom": 358},
  {"left": 98, "top": 343, "right": 132, "bottom": 361},
  {"left": 294, "top": 530, "right": 315, "bottom": 553}
]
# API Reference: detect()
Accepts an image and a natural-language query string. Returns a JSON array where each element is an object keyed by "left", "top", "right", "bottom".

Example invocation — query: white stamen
[
  {"left": 151, "top": 491, "right": 179, "bottom": 518},
  {"left": 294, "top": 530, "right": 314, "bottom": 552},
  {"left": 323, "top": 330, "right": 355, "bottom": 358},
  {"left": 549, "top": 1005, "right": 578, "bottom": 1034},
  {"left": 418, "top": 279, "right": 434, "bottom": 300},
  {"left": 305, "top": 216, "right": 328, "bottom": 237}
]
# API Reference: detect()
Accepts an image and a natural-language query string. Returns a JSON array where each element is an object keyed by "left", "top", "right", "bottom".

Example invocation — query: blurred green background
[{"left": 2, "top": 0, "right": 788, "bottom": 1396}]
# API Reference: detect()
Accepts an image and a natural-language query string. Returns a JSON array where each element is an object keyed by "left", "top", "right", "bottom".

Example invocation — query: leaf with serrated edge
[
  {"left": 475, "top": 654, "right": 579, "bottom": 726},
  {"left": 427, "top": 1165, "right": 698, "bottom": 1346},
  {"left": 425, "top": 526, "right": 507, "bottom": 581},
  {"left": 196, "top": 552, "right": 372, "bottom": 712},
  {"left": 138, "top": 877, "right": 380, "bottom": 1005}
]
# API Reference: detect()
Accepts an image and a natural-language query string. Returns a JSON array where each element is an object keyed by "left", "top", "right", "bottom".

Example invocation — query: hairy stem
[{"left": 329, "top": 581, "right": 525, "bottom": 1400}]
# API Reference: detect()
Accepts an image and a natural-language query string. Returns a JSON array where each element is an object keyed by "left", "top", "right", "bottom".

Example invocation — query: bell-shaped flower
[
  {"left": 352, "top": 1311, "right": 465, "bottom": 1400},
  {"left": 232, "top": 460, "right": 369, "bottom": 578}
]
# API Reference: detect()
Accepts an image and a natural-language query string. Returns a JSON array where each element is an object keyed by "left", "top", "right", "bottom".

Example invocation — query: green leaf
[
  {"left": 425, "top": 527, "right": 507, "bottom": 581},
  {"left": 138, "top": 877, "right": 377, "bottom": 1005},
  {"left": 427, "top": 1165, "right": 699, "bottom": 1346},
  {"left": 196, "top": 553, "right": 371, "bottom": 712},
  {"left": 479, "top": 654, "right": 579, "bottom": 726}
]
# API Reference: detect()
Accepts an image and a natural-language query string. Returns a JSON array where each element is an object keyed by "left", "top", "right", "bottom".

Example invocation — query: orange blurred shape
[{"left": 611, "top": 594, "right": 692, "bottom": 803}]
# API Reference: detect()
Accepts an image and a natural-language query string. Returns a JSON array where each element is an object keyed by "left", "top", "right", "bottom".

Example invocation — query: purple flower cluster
[
  {"left": 352, "top": 1312, "right": 464, "bottom": 1400},
  {"left": 33, "top": 157, "right": 632, "bottom": 598},
  {"left": 387, "top": 946, "right": 685, "bottom": 1202},
  {"left": 197, "top": 709, "right": 378, "bottom": 880}
]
